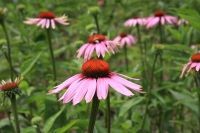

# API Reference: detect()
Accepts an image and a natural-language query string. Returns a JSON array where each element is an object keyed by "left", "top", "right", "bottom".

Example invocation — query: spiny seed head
[
  {"left": 87, "top": 34, "right": 106, "bottom": 44},
  {"left": 191, "top": 53, "right": 200, "bottom": 62},
  {"left": 154, "top": 10, "right": 165, "bottom": 17},
  {"left": 82, "top": 59, "right": 110, "bottom": 78},
  {"left": 38, "top": 11, "right": 55, "bottom": 19},
  {"left": 120, "top": 32, "right": 127, "bottom": 38},
  {"left": 0, "top": 78, "right": 20, "bottom": 91}
]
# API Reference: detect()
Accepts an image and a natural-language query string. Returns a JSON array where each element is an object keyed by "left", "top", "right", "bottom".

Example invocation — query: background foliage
[{"left": 0, "top": 0, "right": 200, "bottom": 132}]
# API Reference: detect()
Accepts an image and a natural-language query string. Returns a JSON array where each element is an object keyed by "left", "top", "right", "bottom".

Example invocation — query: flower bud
[
  {"left": 0, "top": 8, "right": 7, "bottom": 23},
  {"left": 88, "top": 6, "right": 100, "bottom": 16}
]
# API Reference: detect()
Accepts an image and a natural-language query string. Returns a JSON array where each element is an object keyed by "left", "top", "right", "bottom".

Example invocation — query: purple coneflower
[
  {"left": 181, "top": 53, "right": 200, "bottom": 77},
  {"left": 146, "top": 10, "right": 177, "bottom": 28},
  {"left": 49, "top": 59, "right": 142, "bottom": 105},
  {"left": 24, "top": 11, "right": 69, "bottom": 29},
  {"left": 124, "top": 17, "right": 146, "bottom": 27},
  {"left": 113, "top": 33, "right": 137, "bottom": 47},
  {"left": 77, "top": 34, "right": 118, "bottom": 61}
]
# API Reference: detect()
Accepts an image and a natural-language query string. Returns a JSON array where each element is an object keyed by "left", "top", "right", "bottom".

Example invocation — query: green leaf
[
  {"left": 21, "top": 52, "right": 42, "bottom": 77},
  {"left": 54, "top": 120, "right": 78, "bottom": 133},
  {"left": 119, "top": 97, "right": 144, "bottom": 117},
  {"left": 43, "top": 107, "right": 65, "bottom": 133},
  {"left": 170, "top": 90, "right": 198, "bottom": 114}
]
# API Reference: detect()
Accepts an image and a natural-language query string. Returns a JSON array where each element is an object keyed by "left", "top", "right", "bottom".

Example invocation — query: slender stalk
[
  {"left": 106, "top": 92, "right": 111, "bottom": 133},
  {"left": 140, "top": 51, "right": 159, "bottom": 130},
  {"left": 136, "top": 24, "right": 142, "bottom": 51},
  {"left": 10, "top": 95, "right": 20, "bottom": 133},
  {"left": 158, "top": 21, "right": 164, "bottom": 85},
  {"left": 1, "top": 21, "right": 14, "bottom": 81},
  {"left": 93, "top": 15, "right": 100, "bottom": 33},
  {"left": 194, "top": 73, "right": 200, "bottom": 131},
  {"left": 88, "top": 95, "right": 100, "bottom": 133},
  {"left": 46, "top": 29, "right": 57, "bottom": 82},
  {"left": 136, "top": 24, "right": 147, "bottom": 87},
  {"left": 123, "top": 44, "right": 129, "bottom": 71}
]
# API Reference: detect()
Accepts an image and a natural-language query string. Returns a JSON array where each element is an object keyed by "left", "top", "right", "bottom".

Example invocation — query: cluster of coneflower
[{"left": 0, "top": 5, "right": 199, "bottom": 133}]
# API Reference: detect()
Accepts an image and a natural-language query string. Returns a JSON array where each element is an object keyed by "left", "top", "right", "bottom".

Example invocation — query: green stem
[
  {"left": 140, "top": 51, "right": 159, "bottom": 130},
  {"left": 124, "top": 44, "right": 129, "bottom": 71},
  {"left": 10, "top": 95, "right": 20, "bottom": 133},
  {"left": 88, "top": 95, "right": 100, "bottom": 133},
  {"left": 158, "top": 21, "right": 164, "bottom": 84},
  {"left": 93, "top": 15, "right": 100, "bottom": 33},
  {"left": 46, "top": 29, "right": 57, "bottom": 82},
  {"left": 1, "top": 21, "right": 14, "bottom": 81},
  {"left": 136, "top": 25, "right": 147, "bottom": 87},
  {"left": 194, "top": 73, "right": 200, "bottom": 131},
  {"left": 106, "top": 92, "right": 111, "bottom": 133},
  {"left": 158, "top": 21, "right": 164, "bottom": 44}
]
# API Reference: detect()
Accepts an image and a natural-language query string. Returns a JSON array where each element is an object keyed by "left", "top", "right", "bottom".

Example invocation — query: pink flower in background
[
  {"left": 124, "top": 17, "right": 146, "bottom": 27},
  {"left": 49, "top": 59, "right": 142, "bottom": 105},
  {"left": 180, "top": 53, "right": 200, "bottom": 77},
  {"left": 77, "top": 34, "right": 118, "bottom": 61},
  {"left": 24, "top": 11, "right": 69, "bottom": 29},
  {"left": 146, "top": 10, "right": 178, "bottom": 28},
  {"left": 113, "top": 33, "right": 137, "bottom": 47}
]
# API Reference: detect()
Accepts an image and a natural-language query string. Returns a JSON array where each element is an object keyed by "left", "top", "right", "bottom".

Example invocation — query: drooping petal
[
  {"left": 111, "top": 73, "right": 142, "bottom": 92},
  {"left": 106, "top": 78, "right": 133, "bottom": 96},
  {"left": 48, "top": 74, "right": 82, "bottom": 94},
  {"left": 77, "top": 44, "right": 89, "bottom": 58},
  {"left": 62, "top": 79, "right": 83, "bottom": 103},
  {"left": 46, "top": 19, "right": 50, "bottom": 28},
  {"left": 85, "top": 79, "right": 97, "bottom": 103},
  {"left": 72, "top": 79, "right": 89, "bottom": 105},
  {"left": 51, "top": 19, "right": 56, "bottom": 29},
  {"left": 97, "top": 78, "right": 109, "bottom": 99}
]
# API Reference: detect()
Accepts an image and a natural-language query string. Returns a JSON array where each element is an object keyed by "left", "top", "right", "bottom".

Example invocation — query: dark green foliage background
[{"left": 0, "top": 0, "right": 200, "bottom": 132}]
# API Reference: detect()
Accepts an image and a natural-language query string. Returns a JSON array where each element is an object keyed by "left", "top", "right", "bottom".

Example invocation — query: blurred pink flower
[
  {"left": 113, "top": 33, "right": 137, "bottom": 47},
  {"left": 124, "top": 17, "right": 146, "bottom": 27},
  {"left": 24, "top": 11, "right": 69, "bottom": 29},
  {"left": 180, "top": 53, "right": 200, "bottom": 77},
  {"left": 146, "top": 10, "right": 177, "bottom": 28},
  {"left": 49, "top": 59, "right": 142, "bottom": 105},
  {"left": 77, "top": 34, "right": 118, "bottom": 61}
]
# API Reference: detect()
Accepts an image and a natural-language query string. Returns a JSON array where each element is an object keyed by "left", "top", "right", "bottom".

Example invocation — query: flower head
[
  {"left": 113, "top": 33, "right": 137, "bottom": 47},
  {"left": 124, "top": 17, "right": 146, "bottom": 27},
  {"left": 180, "top": 53, "right": 200, "bottom": 77},
  {"left": 146, "top": 10, "right": 178, "bottom": 28},
  {"left": 24, "top": 11, "right": 69, "bottom": 29},
  {"left": 49, "top": 59, "right": 142, "bottom": 105},
  {"left": 0, "top": 78, "right": 21, "bottom": 97},
  {"left": 77, "top": 34, "right": 118, "bottom": 61}
]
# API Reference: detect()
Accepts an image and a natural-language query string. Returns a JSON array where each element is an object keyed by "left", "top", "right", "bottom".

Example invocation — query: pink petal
[
  {"left": 72, "top": 79, "right": 89, "bottom": 105},
  {"left": 97, "top": 78, "right": 109, "bottom": 100},
  {"left": 85, "top": 79, "right": 97, "bottom": 103},
  {"left": 62, "top": 79, "right": 83, "bottom": 103},
  {"left": 146, "top": 17, "right": 159, "bottom": 28},
  {"left": 111, "top": 73, "right": 142, "bottom": 92},
  {"left": 51, "top": 19, "right": 56, "bottom": 29},
  {"left": 46, "top": 19, "right": 50, "bottom": 28},
  {"left": 196, "top": 63, "right": 200, "bottom": 71},
  {"left": 106, "top": 78, "right": 133, "bottom": 96},
  {"left": 77, "top": 44, "right": 89, "bottom": 58},
  {"left": 49, "top": 74, "right": 82, "bottom": 94}
]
